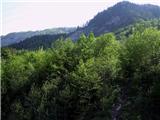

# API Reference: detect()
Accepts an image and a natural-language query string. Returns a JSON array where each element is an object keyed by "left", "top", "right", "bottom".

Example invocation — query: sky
[{"left": 1, "top": 0, "right": 160, "bottom": 35}]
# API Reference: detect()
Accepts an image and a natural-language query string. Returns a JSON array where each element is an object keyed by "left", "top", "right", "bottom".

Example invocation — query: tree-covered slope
[
  {"left": 70, "top": 1, "right": 160, "bottom": 39},
  {"left": 2, "top": 27, "right": 160, "bottom": 120},
  {"left": 3, "top": 1, "right": 160, "bottom": 50},
  {"left": 8, "top": 34, "right": 66, "bottom": 50},
  {"left": 7, "top": 19, "right": 160, "bottom": 50},
  {"left": 1, "top": 27, "right": 76, "bottom": 47},
  {"left": 115, "top": 19, "right": 160, "bottom": 39}
]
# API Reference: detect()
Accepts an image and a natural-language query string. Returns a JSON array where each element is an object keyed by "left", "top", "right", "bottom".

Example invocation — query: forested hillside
[
  {"left": 2, "top": 1, "right": 160, "bottom": 120},
  {"left": 2, "top": 27, "right": 160, "bottom": 120},
  {"left": 115, "top": 19, "right": 160, "bottom": 39},
  {"left": 1, "top": 27, "right": 76, "bottom": 47},
  {"left": 70, "top": 1, "right": 160, "bottom": 39},
  {"left": 6, "top": 19, "right": 160, "bottom": 50},
  {"left": 2, "top": 1, "right": 160, "bottom": 48},
  {"left": 8, "top": 34, "right": 66, "bottom": 50}
]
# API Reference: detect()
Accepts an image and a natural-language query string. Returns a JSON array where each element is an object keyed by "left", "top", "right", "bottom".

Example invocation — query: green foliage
[
  {"left": 8, "top": 34, "right": 66, "bottom": 50},
  {"left": 118, "top": 28, "right": 160, "bottom": 120},
  {"left": 115, "top": 19, "right": 160, "bottom": 39},
  {"left": 1, "top": 28, "right": 160, "bottom": 120}
]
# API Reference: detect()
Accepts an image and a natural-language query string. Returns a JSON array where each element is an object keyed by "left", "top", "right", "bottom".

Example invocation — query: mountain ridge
[
  {"left": 69, "top": 1, "right": 160, "bottom": 39},
  {"left": 2, "top": 1, "right": 160, "bottom": 48},
  {"left": 1, "top": 27, "right": 76, "bottom": 47}
]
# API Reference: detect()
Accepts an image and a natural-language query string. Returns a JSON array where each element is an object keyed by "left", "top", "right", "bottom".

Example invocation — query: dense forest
[
  {"left": 2, "top": 1, "right": 160, "bottom": 47},
  {"left": 69, "top": 1, "right": 160, "bottom": 39},
  {"left": 6, "top": 19, "right": 160, "bottom": 50},
  {"left": 2, "top": 22, "right": 160, "bottom": 120},
  {"left": 8, "top": 34, "right": 66, "bottom": 50},
  {"left": 1, "top": 27, "right": 76, "bottom": 47}
]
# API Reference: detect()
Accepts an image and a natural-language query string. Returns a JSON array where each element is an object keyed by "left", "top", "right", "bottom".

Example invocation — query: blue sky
[{"left": 1, "top": 0, "right": 160, "bottom": 35}]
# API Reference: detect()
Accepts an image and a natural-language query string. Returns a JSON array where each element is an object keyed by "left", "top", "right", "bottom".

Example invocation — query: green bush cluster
[{"left": 1, "top": 28, "right": 160, "bottom": 120}]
